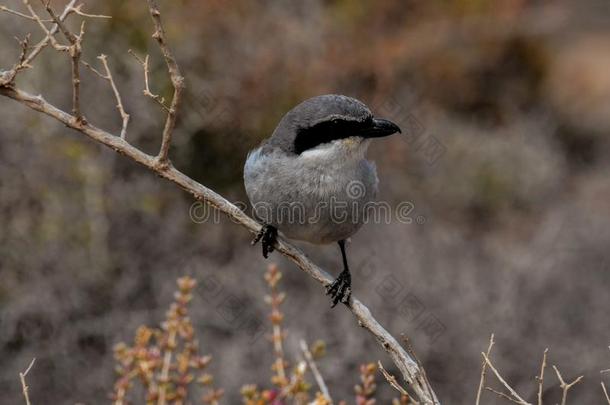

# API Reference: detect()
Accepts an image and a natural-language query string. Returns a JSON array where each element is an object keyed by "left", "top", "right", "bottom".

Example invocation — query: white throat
[{"left": 299, "top": 137, "right": 370, "bottom": 163}]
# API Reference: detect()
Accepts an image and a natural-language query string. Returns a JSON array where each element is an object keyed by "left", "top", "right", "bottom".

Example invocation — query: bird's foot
[
  {"left": 251, "top": 224, "right": 278, "bottom": 258},
  {"left": 326, "top": 269, "right": 352, "bottom": 308}
]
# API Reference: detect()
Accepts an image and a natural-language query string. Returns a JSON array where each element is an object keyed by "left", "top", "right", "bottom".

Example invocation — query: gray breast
[{"left": 244, "top": 146, "right": 378, "bottom": 244}]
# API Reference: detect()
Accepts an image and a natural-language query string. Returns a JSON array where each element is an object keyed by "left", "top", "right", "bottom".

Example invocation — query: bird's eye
[{"left": 331, "top": 119, "right": 340, "bottom": 124}]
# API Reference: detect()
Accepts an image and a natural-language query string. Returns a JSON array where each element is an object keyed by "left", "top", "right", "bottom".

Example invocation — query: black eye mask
[{"left": 294, "top": 118, "right": 373, "bottom": 154}]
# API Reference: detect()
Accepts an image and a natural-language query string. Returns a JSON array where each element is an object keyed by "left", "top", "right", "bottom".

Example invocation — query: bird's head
[{"left": 267, "top": 94, "right": 401, "bottom": 156}]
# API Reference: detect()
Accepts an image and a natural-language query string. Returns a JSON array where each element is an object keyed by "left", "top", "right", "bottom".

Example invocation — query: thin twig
[
  {"left": 97, "top": 55, "right": 129, "bottom": 138},
  {"left": 602, "top": 381, "right": 610, "bottom": 404},
  {"left": 552, "top": 365, "right": 583, "bottom": 405},
  {"left": 40, "top": 0, "right": 85, "bottom": 121},
  {"left": 485, "top": 387, "right": 524, "bottom": 404},
  {"left": 475, "top": 333, "right": 495, "bottom": 405},
  {"left": 0, "top": 34, "right": 32, "bottom": 85},
  {"left": 22, "top": 0, "right": 69, "bottom": 52},
  {"left": 0, "top": 4, "right": 51, "bottom": 21},
  {"left": 536, "top": 348, "right": 548, "bottom": 405},
  {"left": 482, "top": 353, "right": 531, "bottom": 405},
  {"left": 402, "top": 335, "right": 435, "bottom": 401},
  {"left": 40, "top": 0, "right": 77, "bottom": 43},
  {"left": 145, "top": 0, "right": 185, "bottom": 166},
  {"left": 19, "top": 358, "right": 36, "bottom": 405},
  {"left": 23, "top": 0, "right": 76, "bottom": 65},
  {"left": 128, "top": 50, "right": 169, "bottom": 111},
  {"left": 300, "top": 340, "right": 332, "bottom": 404},
  {"left": 379, "top": 361, "right": 413, "bottom": 401},
  {"left": 69, "top": 3, "right": 111, "bottom": 19}
]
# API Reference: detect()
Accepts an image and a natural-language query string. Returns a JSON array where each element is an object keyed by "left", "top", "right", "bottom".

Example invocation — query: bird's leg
[
  {"left": 326, "top": 239, "right": 352, "bottom": 307},
  {"left": 251, "top": 224, "right": 278, "bottom": 259}
]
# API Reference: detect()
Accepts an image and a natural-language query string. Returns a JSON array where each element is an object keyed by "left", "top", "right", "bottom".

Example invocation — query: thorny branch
[{"left": 0, "top": 1, "right": 439, "bottom": 403}]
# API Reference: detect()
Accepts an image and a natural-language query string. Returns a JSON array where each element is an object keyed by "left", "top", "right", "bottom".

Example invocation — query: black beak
[{"left": 360, "top": 117, "right": 401, "bottom": 138}]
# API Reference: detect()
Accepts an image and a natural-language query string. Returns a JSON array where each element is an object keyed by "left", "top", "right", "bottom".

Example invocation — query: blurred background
[{"left": 1, "top": 0, "right": 609, "bottom": 403}]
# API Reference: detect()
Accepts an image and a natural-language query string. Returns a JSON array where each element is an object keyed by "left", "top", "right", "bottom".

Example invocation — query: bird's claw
[
  {"left": 251, "top": 224, "right": 277, "bottom": 259},
  {"left": 326, "top": 269, "right": 352, "bottom": 307}
]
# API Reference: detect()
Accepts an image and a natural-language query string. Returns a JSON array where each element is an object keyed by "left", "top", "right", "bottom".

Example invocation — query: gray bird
[{"left": 244, "top": 94, "right": 401, "bottom": 307}]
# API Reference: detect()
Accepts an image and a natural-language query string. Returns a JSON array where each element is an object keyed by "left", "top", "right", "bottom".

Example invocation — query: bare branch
[
  {"left": 128, "top": 50, "right": 170, "bottom": 111},
  {"left": 22, "top": 0, "right": 69, "bottom": 52},
  {"left": 145, "top": 0, "right": 185, "bottom": 166},
  {"left": 379, "top": 361, "right": 413, "bottom": 401},
  {"left": 536, "top": 348, "right": 548, "bottom": 405},
  {"left": 40, "top": 0, "right": 77, "bottom": 43},
  {"left": 69, "top": 3, "right": 111, "bottom": 19},
  {"left": 81, "top": 60, "right": 105, "bottom": 78},
  {"left": 23, "top": 0, "right": 76, "bottom": 65},
  {"left": 40, "top": 0, "right": 85, "bottom": 121},
  {"left": 0, "top": 34, "right": 32, "bottom": 85},
  {"left": 485, "top": 387, "right": 524, "bottom": 404},
  {"left": 482, "top": 352, "right": 531, "bottom": 405},
  {"left": 19, "top": 358, "right": 36, "bottom": 405},
  {"left": 402, "top": 335, "right": 435, "bottom": 401},
  {"left": 0, "top": 4, "right": 50, "bottom": 21},
  {"left": 301, "top": 340, "right": 333, "bottom": 404},
  {"left": 602, "top": 381, "right": 610, "bottom": 404},
  {"left": 552, "top": 365, "right": 583, "bottom": 405},
  {"left": 82, "top": 56, "right": 130, "bottom": 138},
  {"left": 475, "top": 333, "right": 495, "bottom": 405}
]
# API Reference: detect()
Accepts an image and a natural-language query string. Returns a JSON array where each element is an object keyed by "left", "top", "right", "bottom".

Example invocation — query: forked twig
[
  {"left": 23, "top": 0, "right": 76, "bottom": 64},
  {"left": 552, "top": 365, "right": 583, "bottom": 405}
]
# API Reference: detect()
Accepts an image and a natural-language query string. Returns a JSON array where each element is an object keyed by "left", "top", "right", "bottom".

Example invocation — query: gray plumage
[{"left": 244, "top": 94, "right": 395, "bottom": 244}]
